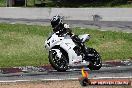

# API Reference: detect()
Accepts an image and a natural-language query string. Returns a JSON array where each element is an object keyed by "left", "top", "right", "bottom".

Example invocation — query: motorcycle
[{"left": 44, "top": 32, "right": 102, "bottom": 72}]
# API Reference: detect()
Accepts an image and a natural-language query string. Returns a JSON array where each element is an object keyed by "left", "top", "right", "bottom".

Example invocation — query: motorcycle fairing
[{"left": 59, "top": 39, "right": 83, "bottom": 66}]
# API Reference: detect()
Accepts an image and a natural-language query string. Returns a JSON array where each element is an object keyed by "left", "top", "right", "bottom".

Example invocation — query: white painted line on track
[
  {"left": 0, "top": 76, "right": 131, "bottom": 83},
  {"left": 91, "top": 76, "right": 132, "bottom": 79},
  {"left": 0, "top": 80, "right": 31, "bottom": 83},
  {"left": 40, "top": 78, "right": 78, "bottom": 81}
]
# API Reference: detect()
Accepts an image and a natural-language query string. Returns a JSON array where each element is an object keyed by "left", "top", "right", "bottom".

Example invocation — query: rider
[{"left": 50, "top": 15, "right": 88, "bottom": 59}]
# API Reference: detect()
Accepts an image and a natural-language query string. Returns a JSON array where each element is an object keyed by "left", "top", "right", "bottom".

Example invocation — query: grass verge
[
  {"left": 0, "top": 23, "right": 131, "bottom": 67},
  {"left": 0, "top": 0, "right": 132, "bottom": 7}
]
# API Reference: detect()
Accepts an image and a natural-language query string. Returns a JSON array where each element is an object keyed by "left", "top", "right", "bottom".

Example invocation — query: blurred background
[{"left": 0, "top": 0, "right": 132, "bottom": 7}]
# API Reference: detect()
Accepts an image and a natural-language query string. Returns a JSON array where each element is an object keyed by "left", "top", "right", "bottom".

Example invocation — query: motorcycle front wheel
[{"left": 49, "top": 50, "right": 68, "bottom": 72}]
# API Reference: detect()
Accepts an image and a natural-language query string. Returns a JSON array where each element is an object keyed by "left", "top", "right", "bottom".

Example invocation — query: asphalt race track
[
  {"left": 0, "top": 18, "right": 132, "bottom": 82},
  {"left": 0, "top": 60, "right": 131, "bottom": 82},
  {"left": 0, "top": 18, "right": 132, "bottom": 33},
  {"left": 0, "top": 66, "right": 131, "bottom": 82}
]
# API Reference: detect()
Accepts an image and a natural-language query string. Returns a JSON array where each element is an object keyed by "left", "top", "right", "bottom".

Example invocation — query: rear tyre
[
  {"left": 49, "top": 50, "right": 68, "bottom": 72},
  {"left": 87, "top": 48, "right": 102, "bottom": 70}
]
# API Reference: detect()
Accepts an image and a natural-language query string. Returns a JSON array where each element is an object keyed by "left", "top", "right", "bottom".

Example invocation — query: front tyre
[
  {"left": 49, "top": 50, "right": 68, "bottom": 72},
  {"left": 87, "top": 48, "right": 102, "bottom": 70}
]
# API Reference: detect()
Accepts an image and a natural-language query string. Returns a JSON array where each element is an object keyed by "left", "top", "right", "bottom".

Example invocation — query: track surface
[
  {"left": 0, "top": 18, "right": 132, "bottom": 33},
  {"left": 0, "top": 66, "right": 131, "bottom": 81},
  {"left": 0, "top": 18, "right": 132, "bottom": 82},
  {"left": 0, "top": 61, "right": 131, "bottom": 81}
]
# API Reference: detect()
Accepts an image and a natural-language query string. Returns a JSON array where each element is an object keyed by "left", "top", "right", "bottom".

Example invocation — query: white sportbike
[{"left": 45, "top": 32, "right": 102, "bottom": 71}]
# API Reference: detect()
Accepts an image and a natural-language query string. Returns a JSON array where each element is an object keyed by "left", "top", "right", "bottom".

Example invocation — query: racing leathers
[{"left": 52, "top": 23, "right": 88, "bottom": 59}]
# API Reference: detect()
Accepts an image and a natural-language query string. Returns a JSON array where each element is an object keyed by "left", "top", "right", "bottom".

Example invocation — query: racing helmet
[{"left": 50, "top": 15, "right": 62, "bottom": 28}]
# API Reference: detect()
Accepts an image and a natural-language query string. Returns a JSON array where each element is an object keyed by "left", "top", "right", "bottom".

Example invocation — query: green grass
[
  {"left": 0, "top": 23, "right": 132, "bottom": 67},
  {"left": 0, "top": 23, "right": 50, "bottom": 67},
  {"left": 0, "top": 0, "right": 6, "bottom": 7}
]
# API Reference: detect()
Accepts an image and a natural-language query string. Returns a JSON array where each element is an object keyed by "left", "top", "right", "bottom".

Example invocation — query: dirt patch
[{"left": 0, "top": 80, "right": 131, "bottom": 88}]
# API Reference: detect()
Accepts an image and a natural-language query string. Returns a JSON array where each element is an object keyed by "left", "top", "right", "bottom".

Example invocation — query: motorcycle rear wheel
[
  {"left": 49, "top": 50, "right": 68, "bottom": 72},
  {"left": 87, "top": 48, "right": 102, "bottom": 70}
]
